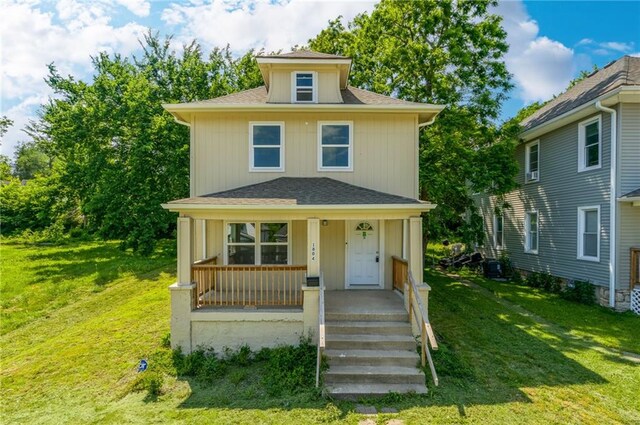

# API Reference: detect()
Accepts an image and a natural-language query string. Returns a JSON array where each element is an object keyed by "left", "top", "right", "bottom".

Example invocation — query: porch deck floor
[{"left": 325, "top": 290, "right": 405, "bottom": 314}]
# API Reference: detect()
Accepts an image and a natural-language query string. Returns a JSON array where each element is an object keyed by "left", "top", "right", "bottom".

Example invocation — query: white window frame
[
  {"left": 525, "top": 140, "right": 540, "bottom": 183},
  {"left": 224, "top": 221, "right": 291, "bottom": 265},
  {"left": 291, "top": 71, "right": 317, "bottom": 103},
  {"left": 249, "top": 122, "right": 285, "bottom": 172},
  {"left": 577, "top": 205, "right": 600, "bottom": 262},
  {"left": 578, "top": 115, "right": 602, "bottom": 172},
  {"left": 317, "top": 121, "right": 354, "bottom": 171},
  {"left": 494, "top": 213, "right": 504, "bottom": 249},
  {"left": 524, "top": 210, "right": 539, "bottom": 254}
]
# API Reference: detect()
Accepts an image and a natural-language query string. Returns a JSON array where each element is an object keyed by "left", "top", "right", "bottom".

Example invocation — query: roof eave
[
  {"left": 520, "top": 86, "right": 640, "bottom": 141},
  {"left": 161, "top": 202, "right": 437, "bottom": 213}
]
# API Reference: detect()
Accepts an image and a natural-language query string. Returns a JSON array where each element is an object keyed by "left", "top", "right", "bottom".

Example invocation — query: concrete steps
[{"left": 322, "top": 295, "right": 426, "bottom": 399}]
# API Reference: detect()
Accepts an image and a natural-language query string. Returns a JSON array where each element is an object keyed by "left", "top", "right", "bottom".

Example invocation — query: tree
[
  {"left": 308, "top": 0, "right": 516, "bottom": 245},
  {"left": 29, "top": 33, "right": 264, "bottom": 253},
  {"left": 13, "top": 141, "right": 50, "bottom": 180}
]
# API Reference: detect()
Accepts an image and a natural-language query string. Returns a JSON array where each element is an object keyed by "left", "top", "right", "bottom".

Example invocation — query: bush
[
  {"left": 262, "top": 337, "right": 318, "bottom": 396},
  {"left": 561, "top": 280, "right": 596, "bottom": 305},
  {"left": 498, "top": 252, "right": 515, "bottom": 279},
  {"left": 173, "top": 347, "right": 227, "bottom": 381}
]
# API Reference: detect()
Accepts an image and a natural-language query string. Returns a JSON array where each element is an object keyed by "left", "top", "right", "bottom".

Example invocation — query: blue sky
[{"left": 1, "top": 0, "right": 639, "bottom": 156}]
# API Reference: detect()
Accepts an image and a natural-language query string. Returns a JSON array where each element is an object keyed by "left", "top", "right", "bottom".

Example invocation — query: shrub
[
  {"left": 262, "top": 337, "right": 317, "bottom": 396},
  {"left": 526, "top": 272, "right": 541, "bottom": 288},
  {"left": 173, "top": 347, "right": 227, "bottom": 381},
  {"left": 498, "top": 252, "right": 515, "bottom": 278},
  {"left": 561, "top": 280, "right": 596, "bottom": 305}
]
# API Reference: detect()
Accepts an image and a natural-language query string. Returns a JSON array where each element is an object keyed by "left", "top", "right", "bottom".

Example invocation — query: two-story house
[
  {"left": 477, "top": 56, "right": 640, "bottom": 312},
  {"left": 161, "top": 51, "right": 444, "bottom": 396}
]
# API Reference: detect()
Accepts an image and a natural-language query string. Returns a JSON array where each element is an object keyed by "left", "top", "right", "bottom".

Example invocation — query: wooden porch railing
[
  {"left": 631, "top": 248, "right": 640, "bottom": 290},
  {"left": 408, "top": 270, "right": 439, "bottom": 386},
  {"left": 316, "top": 273, "right": 325, "bottom": 388},
  {"left": 392, "top": 256, "right": 408, "bottom": 293},
  {"left": 191, "top": 264, "right": 307, "bottom": 308}
]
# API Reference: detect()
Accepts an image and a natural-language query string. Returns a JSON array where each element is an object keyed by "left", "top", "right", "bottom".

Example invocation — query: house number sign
[{"left": 311, "top": 242, "right": 317, "bottom": 261}]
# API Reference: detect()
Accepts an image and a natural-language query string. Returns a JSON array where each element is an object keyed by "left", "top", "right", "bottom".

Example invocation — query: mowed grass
[{"left": 1, "top": 240, "right": 639, "bottom": 424}]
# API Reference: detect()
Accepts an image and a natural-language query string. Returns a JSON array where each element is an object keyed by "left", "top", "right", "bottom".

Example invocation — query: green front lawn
[{"left": 1, "top": 240, "right": 638, "bottom": 424}]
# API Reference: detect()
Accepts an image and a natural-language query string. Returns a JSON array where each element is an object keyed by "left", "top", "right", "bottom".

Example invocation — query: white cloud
[
  {"left": 115, "top": 0, "right": 151, "bottom": 17},
  {"left": 0, "top": 0, "right": 148, "bottom": 155},
  {"left": 161, "top": 0, "right": 377, "bottom": 53},
  {"left": 599, "top": 41, "right": 633, "bottom": 52},
  {"left": 492, "top": 1, "right": 575, "bottom": 103}
]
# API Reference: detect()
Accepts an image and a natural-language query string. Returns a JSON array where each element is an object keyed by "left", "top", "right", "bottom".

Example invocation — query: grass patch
[{"left": 1, "top": 240, "right": 638, "bottom": 424}]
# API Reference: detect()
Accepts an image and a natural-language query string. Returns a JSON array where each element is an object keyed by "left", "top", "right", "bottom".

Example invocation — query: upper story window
[
  {"left": 578, "top": 116, "right": 601, "bottom": 172},
  {"left": 577, "top": 206, "right": 600, "bottom": 261},
  {"left": 292, "top": 71, "right": 317, "bottom": 103},
  {"left": 249, "top": 122, "right": 284, "bottom": 172},
  {"left": 318, "top": 121, "right": 353, "bottom": 171},
  {"left": 494, "top": 214, "right": 504, "bottom": 249},
  {"left": 525, "top": 210, "right": 538, "bottom": 254},
  {"left": 525, "top": 140, "right": 540, "bottom": 183}
]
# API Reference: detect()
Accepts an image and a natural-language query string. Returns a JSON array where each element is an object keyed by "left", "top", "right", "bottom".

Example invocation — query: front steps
[{"left": 323, "top": 291, "right": 426, "bottom": 399}]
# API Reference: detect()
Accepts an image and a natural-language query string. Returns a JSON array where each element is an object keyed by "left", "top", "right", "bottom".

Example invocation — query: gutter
[
  {"left": 595, "top": 101, "right": 617, "bottom": 308},
  {"left": 418, "top": 115, "right": 437, "bottom": 128}
]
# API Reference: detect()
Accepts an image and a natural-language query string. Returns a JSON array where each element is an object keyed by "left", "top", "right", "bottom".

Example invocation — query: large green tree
[
  {"left": 309, "top": 0, "right": 518, "bottom": 244},
  {"left": 29, "top": 33, "right": 263, "bottom": 253}
]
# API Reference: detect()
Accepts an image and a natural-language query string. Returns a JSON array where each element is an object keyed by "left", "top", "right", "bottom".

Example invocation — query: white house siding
[
  {"left": 477, "top": 112, "right": 612, "bottom": 288},
  {"left": 616, "top": 103, "right": 640, "bottom": 290}
]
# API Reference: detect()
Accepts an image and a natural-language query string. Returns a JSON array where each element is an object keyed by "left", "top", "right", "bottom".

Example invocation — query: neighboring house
[
  {"left": 161, "top": 51, "right": 444, "bottom": 395},
  {"left": 476, "top": 56, "right": 640, "bottom": 312}
]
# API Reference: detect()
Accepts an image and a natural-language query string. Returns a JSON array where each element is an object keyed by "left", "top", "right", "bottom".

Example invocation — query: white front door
[{"left": 347, "top": 221, "right": 380, "bottom": 287}]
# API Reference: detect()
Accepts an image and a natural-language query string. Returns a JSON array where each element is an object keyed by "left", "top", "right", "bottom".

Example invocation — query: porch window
[
  {"left": 318, "top": 121, "right": 353, "bottom": 171},
  {"left": 577, "top": 206, "right": 600, "bottom": 261},
  {"left": 578, "top": 116, "right": 601, "bottom": 172},
  {"left": 250, "top": 122, "right": 284, "bottom": 171},
  {"left": 226, "top": 222, "right": 289, "bottom": 265},
  {"left": 292, "top": 71, "right": 316, "bottom": 103},
  {"left": 524, "top": 211, "right": 538, "bottom": 254}
]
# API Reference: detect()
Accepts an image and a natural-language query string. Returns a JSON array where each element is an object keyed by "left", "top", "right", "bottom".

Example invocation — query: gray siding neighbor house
[{"left": 476, "top": 56, "right": 640, "bottom": 311}]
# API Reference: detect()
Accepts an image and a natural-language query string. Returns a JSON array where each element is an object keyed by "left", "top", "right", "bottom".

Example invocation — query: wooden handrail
[
  {"left": 316, "top": 273, "right": 325, "bottom": 388},
  {"left": 191, "top": 264, "right": 307, "bottom": 307},
  {"left": 631, "top": 248, "right": 640, "bottom": 289},
  {"left": 392, "top": 256, "right": 408, "bottom": 293},
  {"left": 408, "top": 270, "right": 439, "bottom": 386}
]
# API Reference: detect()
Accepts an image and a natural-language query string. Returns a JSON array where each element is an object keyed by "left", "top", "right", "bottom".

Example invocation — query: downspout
[{"left": 595, "top": 101, "right": 617, "bottom": 308}]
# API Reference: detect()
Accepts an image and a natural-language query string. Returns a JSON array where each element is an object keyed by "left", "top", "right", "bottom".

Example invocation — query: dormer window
[{"left": 292, "top": 71, "right": 316, "bottom": 103}]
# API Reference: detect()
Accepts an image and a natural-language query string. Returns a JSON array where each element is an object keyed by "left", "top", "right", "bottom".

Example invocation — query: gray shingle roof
[
  {"left": 621, "top": 188, "right": 640, "bottom": 199},
  {"left": 167, "top": 177, "right": 423, "bottom": 206},
  {"left": 256, "top": 50, "right": 349, "bottom": 60},
  {"left": 191, "top": 85, "right": 423, "bottom": 106},
  {"left": 522, "top": 56, "right": 640, "bottom": 131}
]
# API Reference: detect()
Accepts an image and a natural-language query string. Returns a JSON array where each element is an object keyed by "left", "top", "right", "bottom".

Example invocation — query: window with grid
[
  {"left": 578, "top": 117, "right": 601, "bottom": 172},
  {"left": 578, "top": 206, "right": 600, "bottom": 261},
  {"left": 226, "top": 222, "right": 289, "bottom": 265},
  {"left": 293, "top": 72, "right": 315, "bottom": 103},
  {"left": 525, "top": 211, "right": 538, "bottom": 253},
  {"left": 525, "top": 140, "right": 539, "bottom": 182}
]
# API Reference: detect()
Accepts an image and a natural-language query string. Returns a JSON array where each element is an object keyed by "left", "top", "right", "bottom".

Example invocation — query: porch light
[{"left": 321, "top": 220, "right": 328, "bottom": 226}]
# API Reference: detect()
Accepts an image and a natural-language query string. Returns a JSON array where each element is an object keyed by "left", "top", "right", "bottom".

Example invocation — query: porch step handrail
[
  {"left": 408, "top": 270, "right": 439, "bottom": 386},
  {"left": 316, "top": 272, "right": 325, "bottom": 388},
  {"left": 392, "top": 256, "right": 408, "bottom": 293}
]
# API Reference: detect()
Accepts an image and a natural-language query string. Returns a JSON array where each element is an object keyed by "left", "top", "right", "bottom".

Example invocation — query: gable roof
[
  {"left": 522, "top": 56, "right": 640, "bottom": 132},
  {"left": 163, "top": 177, "right": 434, "bottom": 211},
  {"left": 620, "top": 187, "right": 640, "bottom": 202},
  {"left": 256, "top": 50, "right": 349, "bottom": 60}
]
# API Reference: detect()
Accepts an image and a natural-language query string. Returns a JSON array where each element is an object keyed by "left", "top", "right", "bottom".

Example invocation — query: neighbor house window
[
  {"left": 318, "top": 121, "right": 353, "bottom": 171},
  {"left": 292, "top": 71, "right": 316, "bottom": 103},
  {"left": 494, "top": 214, "right": 504, "bottom": 249},
  {"left": 525, "top": 140, "right": 540, "bottom": 182},
  {"left": 578, "top": 116, "right": 601, "bottom": 172},
  {"left": 226, "top": 222, "right": 289, "bottom": 265},
  {"left": 525, "top": 211, "right": 538, "bottom": 254},
  {"left": 250, "top": 122, "right": 284, "bottom": 171},
  {"left": 577, "top": 206, "right": 600, "bottom": 261}
]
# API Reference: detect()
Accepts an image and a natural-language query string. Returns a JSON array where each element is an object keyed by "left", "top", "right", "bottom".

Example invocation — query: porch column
[
  {"left": 307, "top": 218, "right": 320, "bottom": 277},
  {"left": 409, "top": 216, "right": 424, "bottom": 285},
  {"left": 170, "top": 216, "right": 195, "bottom": 353}
]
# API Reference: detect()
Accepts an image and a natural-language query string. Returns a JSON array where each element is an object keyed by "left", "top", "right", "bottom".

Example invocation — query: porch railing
[
  {"left": 191, "top": 264, "right": 307, "bottom": 308},
  {"left": 392, "top": 256, "right": 408, "bottom": 293},
  {"left": 408, "top": 270, "right": 439, "bottom": 386}
]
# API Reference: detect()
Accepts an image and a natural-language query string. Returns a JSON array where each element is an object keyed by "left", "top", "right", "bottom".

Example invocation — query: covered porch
[{"left": 163, "top": 177, "right": 435, "bottom": 352}]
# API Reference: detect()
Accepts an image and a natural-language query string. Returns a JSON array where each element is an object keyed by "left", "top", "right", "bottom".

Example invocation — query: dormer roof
[{"left": 256, "top": 50, "right": 352, "bottom": 90}]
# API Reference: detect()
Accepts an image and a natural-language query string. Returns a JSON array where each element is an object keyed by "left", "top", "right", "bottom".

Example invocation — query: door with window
[{"left": 347, "top": 221, "right": 380, "bottom": 287}]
